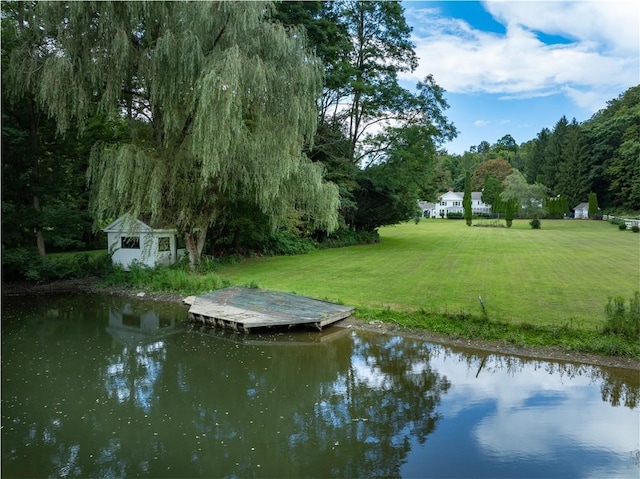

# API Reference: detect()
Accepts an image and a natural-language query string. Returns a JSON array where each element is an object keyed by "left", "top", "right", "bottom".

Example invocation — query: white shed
[
  {"left": 103, "top": 215, "right": 185, "bottom": 271},
  {"left": 574, "top": 202, "right": 589, "bottom": 219}
]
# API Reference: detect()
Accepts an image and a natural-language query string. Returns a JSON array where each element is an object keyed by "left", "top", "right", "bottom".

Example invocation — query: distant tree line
[{"left": 435, "top": 85, "right": 639, "bottom": 218}]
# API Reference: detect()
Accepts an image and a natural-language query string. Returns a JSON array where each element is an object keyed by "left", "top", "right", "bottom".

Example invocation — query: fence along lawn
[{"left": 217, "top": 220, "right": 640, "bottom": 329}]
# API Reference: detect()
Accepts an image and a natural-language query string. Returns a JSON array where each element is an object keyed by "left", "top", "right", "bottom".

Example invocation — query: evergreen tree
[
  {"left": 543, "top": 116, "right": 569, "bottom": 194},
  {"left": 463, "top": 171, "right": 472, "bottom": 226},
  {"left": 556, "top": 119, "right": 590, "bottom": 209},
  {"left": 504, "top": 199, "right": 515, "bottom": 227},
  {"left": 10, "top": 1, "right": 339, "bottom": 267}
]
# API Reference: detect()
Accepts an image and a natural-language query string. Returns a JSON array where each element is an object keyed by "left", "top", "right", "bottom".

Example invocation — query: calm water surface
[{"left": 2, "top": 294, "right": 639, "bottom": 478}]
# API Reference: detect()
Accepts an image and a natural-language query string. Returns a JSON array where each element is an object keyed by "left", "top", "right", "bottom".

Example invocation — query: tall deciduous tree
[
  {"left": 501, "top": 170, "right": 547, "bottom": 219},
  {"left": 471, "top": 158, "right": 512, "bottom": 191},
  {"left": 12, "top": 1, "right": 339, "bottom": 267},
  {"left": 323, "top": 0, "right": 418, "bottom": 165}
]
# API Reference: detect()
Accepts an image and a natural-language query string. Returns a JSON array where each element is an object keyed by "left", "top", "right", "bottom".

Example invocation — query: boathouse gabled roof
[{"left": 103, "top": 214, "right": 177, "bottom": 234}]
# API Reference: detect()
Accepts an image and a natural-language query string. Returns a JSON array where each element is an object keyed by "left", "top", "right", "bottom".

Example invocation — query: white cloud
[
  {"left": 474, "top": 120, "right": 491, "bottom": 127},
  {"left": 484, "top": 1, "right": 639, "bottom": 56},
  {"left": 403, "top": 1, "right": 640, "bottom": 113}
]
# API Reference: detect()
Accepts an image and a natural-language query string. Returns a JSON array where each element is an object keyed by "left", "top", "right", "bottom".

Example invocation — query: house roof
[
  {"left": 574, "top": 203, "right": 589, "bottom": 210},
  {"left": 418, "top": 201, "right": 436, "bottom": 209},
  {"left": 438, "top": 191, "right": 484, "bottom": 201},
  {"left": 103, "top": 214, "right": 177, "bottom": 233}
]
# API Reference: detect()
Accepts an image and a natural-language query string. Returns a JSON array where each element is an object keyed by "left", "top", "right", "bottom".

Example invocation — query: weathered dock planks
[{"left": 186, "top": 287, "right": 354, "bottom": 333}]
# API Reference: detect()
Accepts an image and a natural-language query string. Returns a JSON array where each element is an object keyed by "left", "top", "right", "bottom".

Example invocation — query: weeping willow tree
[{"left": 9, "top": 1, "right": 339, "bottom": 267}]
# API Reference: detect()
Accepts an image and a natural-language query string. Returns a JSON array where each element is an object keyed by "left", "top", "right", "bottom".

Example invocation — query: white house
[
  {"left": 103, "top": 215, "right": 185, "bottom": 271},
  {"left": 419, "top": 191, "right": 491, "bottom": 218},
  {"left": 574, "top": 202, "right": 589, "bottom": 219}
]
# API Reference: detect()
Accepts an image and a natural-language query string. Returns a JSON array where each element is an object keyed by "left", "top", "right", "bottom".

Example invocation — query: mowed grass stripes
[{"left": 217, "top": 220, "right": 640, "bottom": 329}]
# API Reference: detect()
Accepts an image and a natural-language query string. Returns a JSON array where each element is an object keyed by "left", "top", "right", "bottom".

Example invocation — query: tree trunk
[
  {"left": 184, "top": 229, "right": 208, "bottom": 270},
  {"left": 28, "top": 98, "right": 46, "bottom": 257},
  {"left": 33, "top": 195, "right": 46, "bottom": 257}
]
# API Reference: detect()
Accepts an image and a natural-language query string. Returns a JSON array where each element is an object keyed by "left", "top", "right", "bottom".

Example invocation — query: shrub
[
  {"left": 529, "top": 218, "right": 541, "bottom": 229},
  {"left": 446, "top": 211, "right": 464, "bottom": 219},
  {"left": 619, "top": 224, "right": 627, "bottom": 231},
  {"left": 603, "top": 292, "right": 640, "bottom": 340},
  {"left": 632, "top": 225, "right": 639, "bottom": 233},
  {"left": 1, "top": 248, "right": 112, "bottom": 281},
  {"left": 319, "top": 228, "right": 380, "bottom": 248},
  {"left": 264, "top": 230, "right": 317, "bottom": 256}
]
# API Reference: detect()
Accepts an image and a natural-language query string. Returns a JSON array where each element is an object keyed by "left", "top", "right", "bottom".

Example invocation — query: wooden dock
[{"left": 185, "top": 287, "right": 354, "bottom": 333}]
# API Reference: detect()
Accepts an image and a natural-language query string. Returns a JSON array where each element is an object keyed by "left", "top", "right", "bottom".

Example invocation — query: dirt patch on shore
[{"left": 3, "top": 278, "right": 639, "bottom": 371}]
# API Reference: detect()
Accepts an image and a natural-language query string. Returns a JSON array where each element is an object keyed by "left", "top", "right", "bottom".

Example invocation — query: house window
[
  {"left": 121, "top": 236, "right": 140, "bottom": 249},
  {"left": 158, "top": 237, "right": 171, "bottom": 252},
  {"left": 441, "top": 201, "right": 447, "bottom": 206},
  {"left": 454, "top": 201, "right": 461, "bottom": 206}
]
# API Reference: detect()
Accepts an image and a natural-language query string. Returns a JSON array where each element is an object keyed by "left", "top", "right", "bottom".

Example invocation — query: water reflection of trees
[
  {"left": 3, "top": 294, "right": 639, "bottom": 478},
  {"left": 431, "top": 346, "right": 640, "bottom": 409},
  {"left": 2, "top": 295, "right": 451, "bottom": 478},
  {"left": 153, "top": 327, "right": 451, "bottom": 478}
]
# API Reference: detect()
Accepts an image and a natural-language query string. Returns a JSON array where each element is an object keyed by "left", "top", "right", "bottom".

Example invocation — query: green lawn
[{"left": 217, "top": 219, "right": 640, "bottom": 329}]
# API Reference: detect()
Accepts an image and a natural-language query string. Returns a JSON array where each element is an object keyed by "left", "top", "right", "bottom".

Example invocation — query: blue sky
[{"left": 399, "top": 1, "right": 640, "bottom": 154}]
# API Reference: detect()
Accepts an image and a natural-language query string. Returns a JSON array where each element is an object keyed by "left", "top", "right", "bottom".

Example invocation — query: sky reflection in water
[
  {"left": 1, "top": 294, "right": 638, "bottom": 478},
  {"left": 401, "top": 347, "right": 639, "bottom": 478}
]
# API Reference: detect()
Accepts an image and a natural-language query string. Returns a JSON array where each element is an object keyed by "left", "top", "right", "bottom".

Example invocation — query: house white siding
[{"left": 419, "top": 191, "right": 490, "bottom": 218}]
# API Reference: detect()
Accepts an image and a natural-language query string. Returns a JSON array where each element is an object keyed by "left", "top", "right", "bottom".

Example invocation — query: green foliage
[
  {"left": 318, "top": 228, "right": 380, "bottom": 248},
  {"left": 349, "top": 166, "right": 422, "bottom": 231},
  {"left": 588, "top": 192, "right": 599, "bottom": 218},
  {"left": 14, "top": 1, "right": 339, "bottom": 269},
  {"left": 481, "top": 175, "right": 503, "bottom": 208},
  {"left": 502, "top": 170, "right": 547, "bottom": 219},
  {"left": 583, "top": 85, "right": 640, "bottom": 209},
  {"left": 504, "top": 198, "right": 514, "bottom": 227},
  {"left": 619, "top": 223, "right": 627, "bottom": 231},
  {"left": 322, "top": 1, "right": 419, "bottom": 164},
  {"left": 545, "top": 196, "right": 569, "bottom": 219},
  {"left": 1, "top": 248, "right": 112, "bottom": 281},
  {"left": 529, "top": 218, "right": 541, "bottom": 229},
  {"left": 264, "top": 231, "right": 317, "bottom": 256},
  {"left": 102, "top": 262, "right": 231, "bottom": 294},
  {"left": 445, "top": 211, "right": 464, "bottom": 219},
  {"left": 355, "top": 307, "right": 640, "bottom": 358},
  {"left": 472, "top": 159, "right": 512, "bottom": 191},
  {"left": 632, "top": 225, "right": 639, "bottom": 233},
  {"left": 603, "top": 292, "right": 640, "bottom": 341}
]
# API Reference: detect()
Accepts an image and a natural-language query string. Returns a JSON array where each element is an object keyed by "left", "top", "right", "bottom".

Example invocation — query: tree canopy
[{"left": 9, "top": 1, "right": 340, "bottom": 266}]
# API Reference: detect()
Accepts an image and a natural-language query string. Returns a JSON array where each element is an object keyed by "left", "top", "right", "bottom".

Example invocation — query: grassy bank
[
  {"left": 216, "top": 220, "right": 638, "bottom": 328},
  {"left": 92, "top": 219, "right": 640, "bottom": 358}
]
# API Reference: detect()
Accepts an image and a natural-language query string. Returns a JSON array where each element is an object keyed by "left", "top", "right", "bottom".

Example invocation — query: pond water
[{"left": 2, "top": 294, "right": 639, "bottom": 478}]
